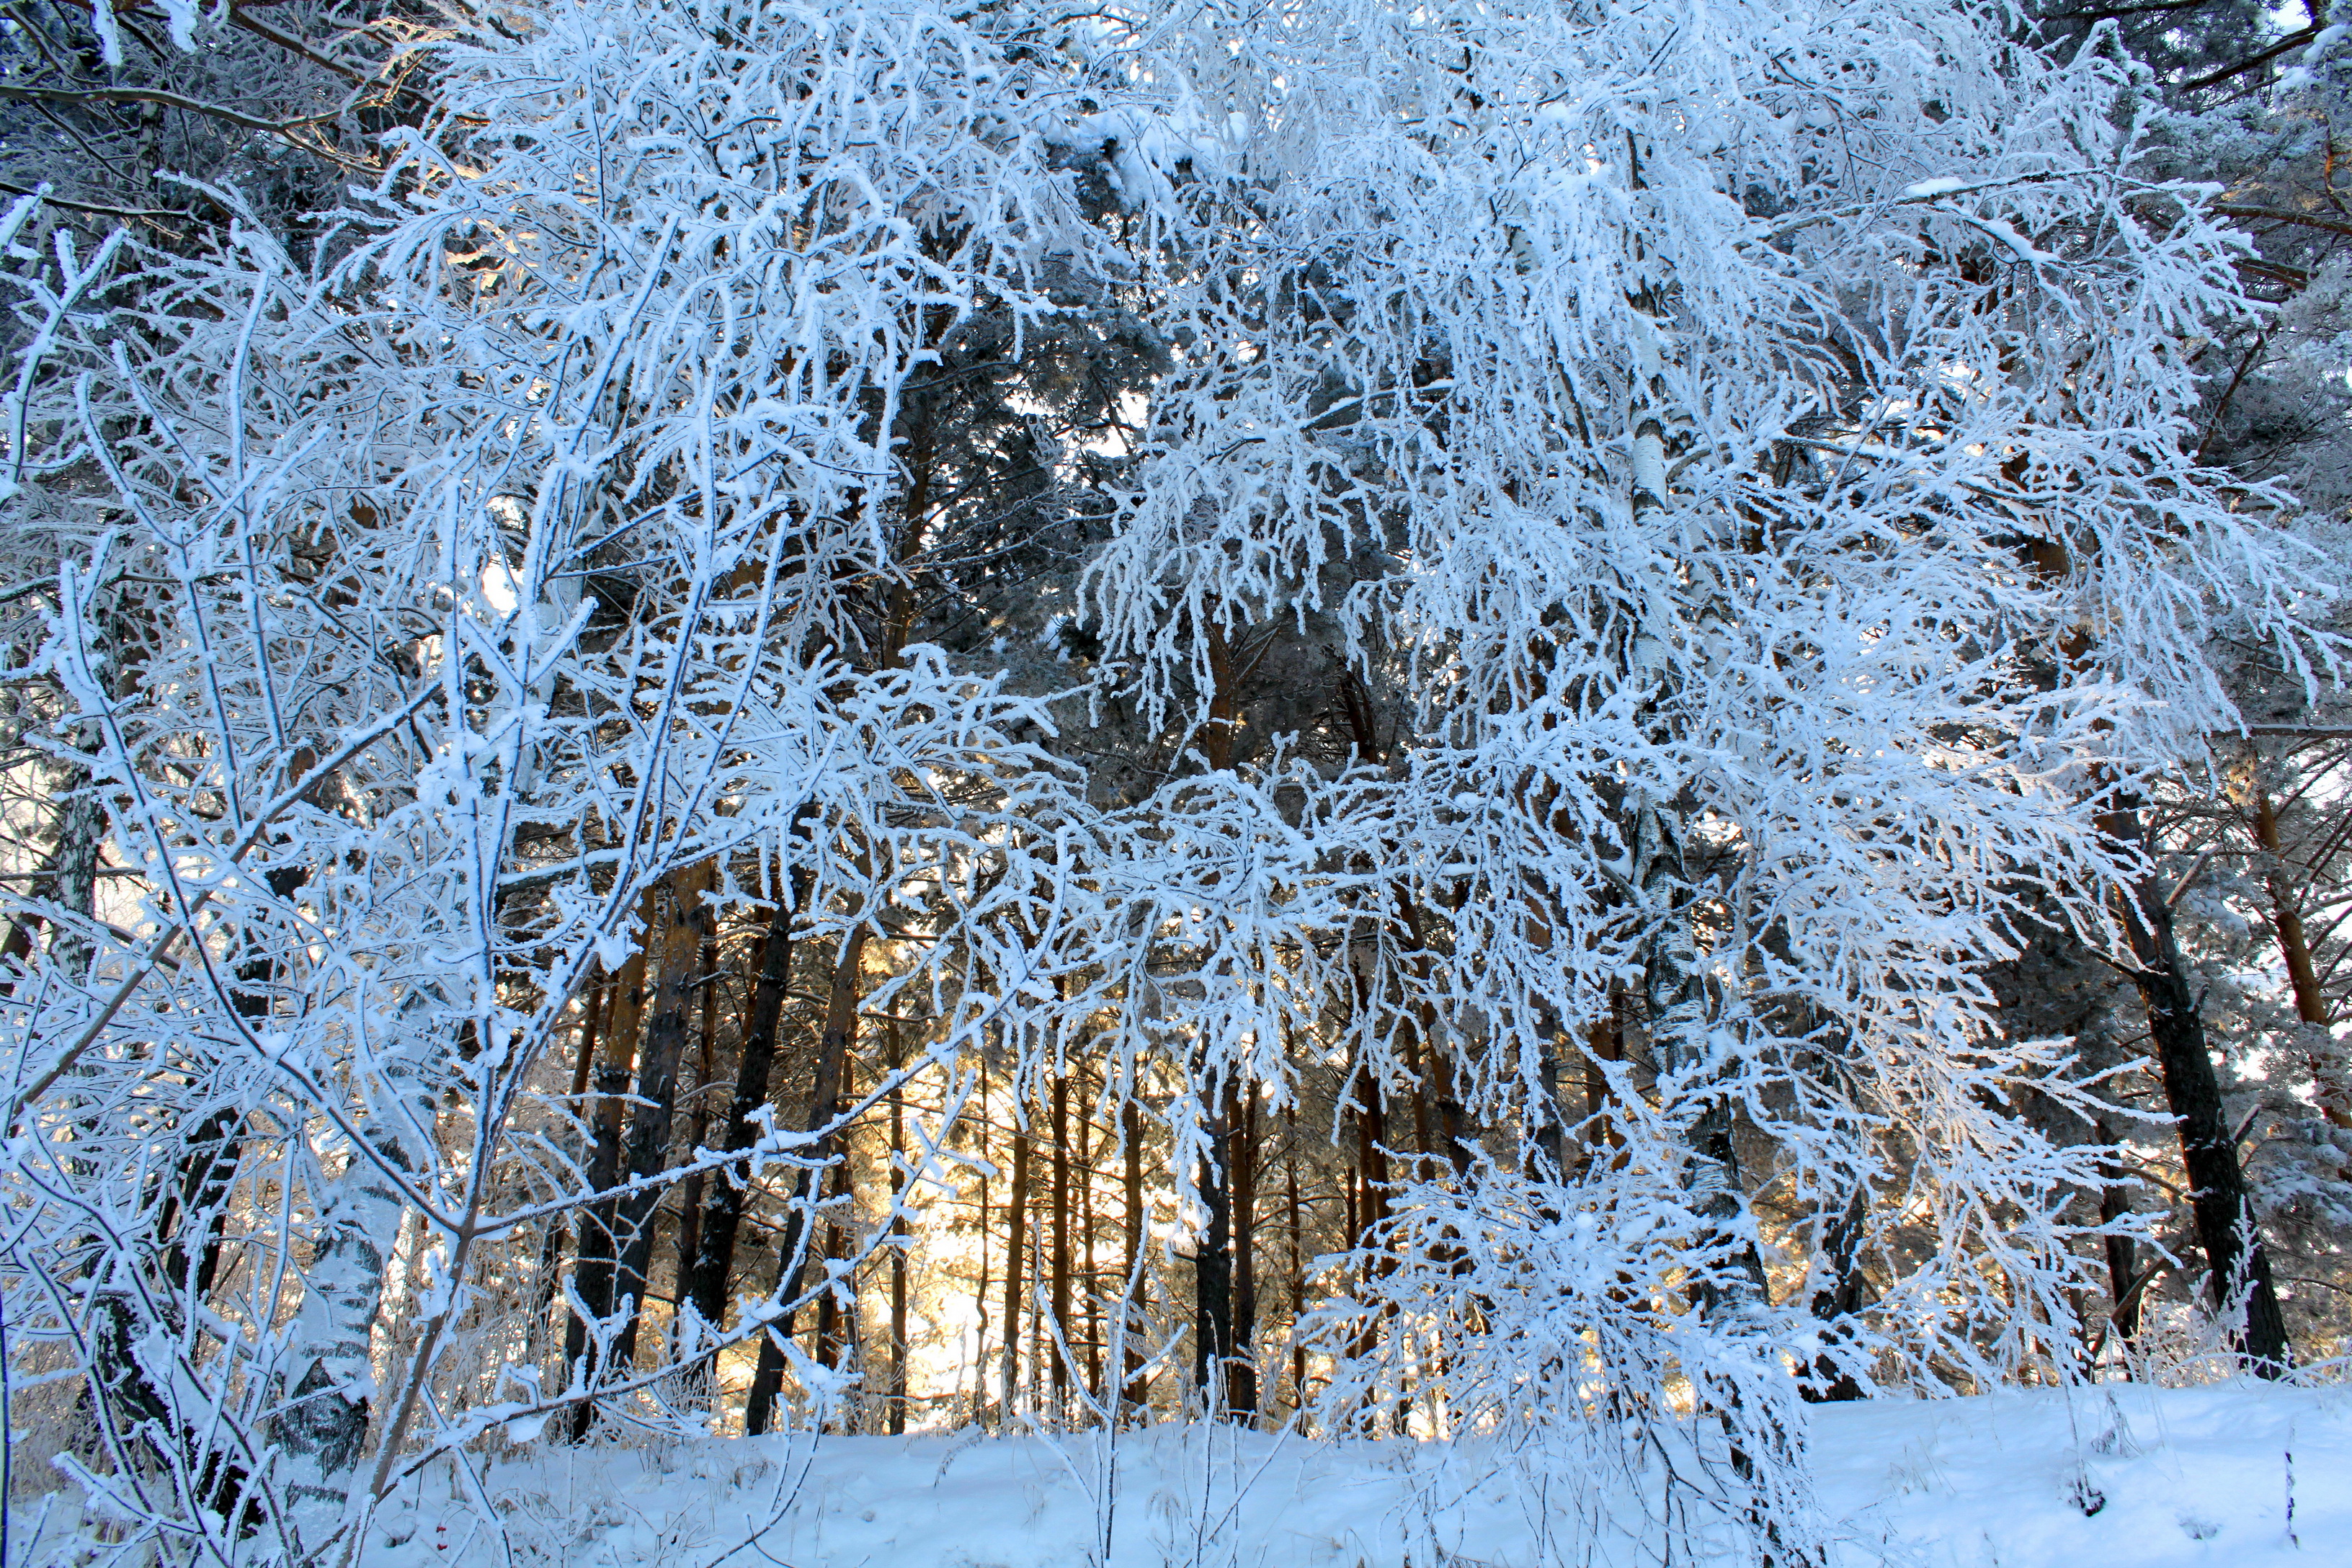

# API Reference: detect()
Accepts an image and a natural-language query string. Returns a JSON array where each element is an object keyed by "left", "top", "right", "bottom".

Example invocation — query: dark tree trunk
[
  {"left": 685, "top": 839, "right": 817, "bottom": 1335},
  {"left": 2112, "top": 806, "right": 2291, "bottom": 1376},
  {"left": 1077, "top": 1074, "right": 1102, "bottom": 1402},
  {"left": 1227, "top": 1078, "right": 1258, "bottom": 1419},
  {"left": 1803, "top": 1182, "right": 1868, "bottom": 1402},
  {"left": 107, "top": 861, "right": 299, "bottom": 1535},
  {"left": 1120, "top": 1095, "right": 1148, "bottom": 1416},
  {"left": 2095, "top": 1118, "right": 2142, "bottom": 1355},
  {"left": 160, "top": 863, "right": 300, "bottom": 1306},
  {"left": 744, "top": 926, "right": 866, "bottom": 1434},
  {"left": 1286, "top": 1103, "right": 1306, "bottom": 1412},
  {"left": 1000, "top": 1084, "right": 1030, "bottom": 1421},
  {"left": 1347, "top": 1077, "right": 1391, "bottom": 1415},
  {"left": 814, "top": 1160, "right": 848, "bottom": 1373},
  {"left": 972, "top": 1063, "right": 992, "bottom": 1422},
  {"left": 1534, "top": 1050, "right": 1565, "bottom": 1182},
  {"left": 1408, "top": 1033, "right": 1433, "bottom": 1182},
  {"left": 670, "top": 925, "right": 721, "bottom": 1349},
  {"left": 564, "top": 898, "right": 653, "bottom": 1441},
  {"left": 1583, "top": 1004, "right": 1623, "bottom": 1166},
  {"left": 1193, "top": 1090, "right": 1234, "bottom": 1412},
  {"left": 886, "top": 1018, "right": 910, "bottom": 1435},
  {"left": 0, "top": 768, "right": 89, "bottom": 991},
  {"left": 1345, "top": 1162, "right": 1358, "bottom": 1268},
  {"left": 159, "top": 1106, "right": 243, "bottom": 1303},
  {"left": 609, "top": 863, "right": 718, "bottom": 1377},
  {"left": 1050, "top": 1071, "right": 1072, "bottom": 1411}
]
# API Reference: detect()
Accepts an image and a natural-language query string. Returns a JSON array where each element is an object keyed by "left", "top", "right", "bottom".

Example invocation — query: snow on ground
[
  {"left": 16, "top": 1382, "right": 2347, "bottom": 1565},
  {"left": 1808, "top": 1382, "right": 2346, "bottom": 1568}
]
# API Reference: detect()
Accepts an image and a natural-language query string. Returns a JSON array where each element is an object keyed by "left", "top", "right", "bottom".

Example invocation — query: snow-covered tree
[{"left": 1074, "top": 0, "right": 2330, "bottom": 1546}]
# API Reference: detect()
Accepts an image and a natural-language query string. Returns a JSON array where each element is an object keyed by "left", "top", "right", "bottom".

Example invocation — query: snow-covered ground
[{"left": 16, "top": 1382, "right": 2346, "bottom": 1566}]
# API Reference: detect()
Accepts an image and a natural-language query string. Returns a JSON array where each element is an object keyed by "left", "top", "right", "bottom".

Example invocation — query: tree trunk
[
  {"left": 1120, "top": 1095, "right": 1148, "bottom": 1417},
  {"left": 1407, "top": 1031, "right": 1433, "bottom": 1182},
  {"left": 973, "top": 1062, "right": 992, "bottom": 1423},
  {"left": 671, "top": 925, "right": 721, "bottom": 1353},
  {"left": 1802, "top": 1182, "right": 1868, "bottom": 1402},
  {"left": 1582, "top": 1004, "right": 1624, "bottom": 1166},
  {"left": 1030, "top": 1222, "right": 1048, "bottom": 1411},
  {"left": 1193, "top": 1090, "right": 1234, "bottom": 1413},
  {"left": 1353, "top": 1088, "right": 1387, "bottom": 1273},
  {"left": 610, "top": 861, "right": 718, "bottom": 1377},
  {"left": 538, "top": 979, "right": 607, "bottom": 1343},
  {"left": 2095, "top": 1118, "right": 2142, "bottom": 1355},
  {"left": 2245, "top": 767, "right": 2352, "bottom": 1133},
  {"left": 1345, "top": 1162, "right": 1358, "bottom": 1270},
  {"left": 1050, "top": 1070, "right": 1072, "bottom": 1412},
  {"left": 100, "top": 860, "right": 300, "bottom": 1538},
  {"left": 887, "top": 1017, "right": 910, "bottom": 1435},
  {"left": 2112, "top": 806, "right": 2291, "bottom": 1376},
  {"left": 1228, "top": 1078, "right": 1259, "bottom": 1420},
  {"left": 1286, "top": 1104, "right": 1306, "bottom": 1413},
  {"left": 1078, "top": 1073, "right": 1102, "bottom": 1404},
  {"left": 734, "top": 380, "right": 935, "bottom": 1432},
  {"left": 685, "top": 842, "right": 816, "bottom": 1336},
  {"left": 814, "top": 1159, "right": 848, "bottom": 1374},
  {"left": 277, "top": 1108, "right": 421, "bottom": 1534},
  {"left": 1534, "top": 1050, "right": 1565, "bottom": 1182},
  {"left": 1000, "top": 1084, "right": 1030, "bottom": 1423},
  {"left": 564, "top": 893, "right": 654, "bottom": 1440},
  {"left": 1347, "top": 1077, "right": 1395, "bottom": 1432},
  {"left": 744, "top": 925, "right": 868, "bottom": 1433},
  {"left": 0, "top": 763, "right": 99, "bottom": 992},
  {"left": 160, "top": 862, "right": 303, "bottom": 1310}
]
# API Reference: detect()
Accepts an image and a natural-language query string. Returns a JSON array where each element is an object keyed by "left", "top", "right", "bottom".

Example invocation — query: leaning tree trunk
[
  {"left": 2112, "top": 805, "right": 2291, "bottom": 1375},
  {"left": 0, "top": 760, "right": 102, "bottom": 989}
]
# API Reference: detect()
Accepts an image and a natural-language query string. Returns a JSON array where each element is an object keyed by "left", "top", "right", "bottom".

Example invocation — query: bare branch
[
  {"left": 2214, "top": 204, "right": 2352, "bottom": 241},
  {"left": 0, "top": 82, "right": 345, "bottom": 135},
  {"left": 2179, "top": 25, "right": 2320, "bottom": 94}
]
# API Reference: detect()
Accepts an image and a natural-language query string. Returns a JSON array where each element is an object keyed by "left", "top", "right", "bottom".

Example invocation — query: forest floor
[{"left": 14, "top": 1380, "right": 2348, "bottom": 1566}]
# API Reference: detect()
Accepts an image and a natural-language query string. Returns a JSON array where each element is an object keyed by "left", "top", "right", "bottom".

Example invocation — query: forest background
[{"left": 1, "top": 0, "right": 2351, "bottom": 1564}]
